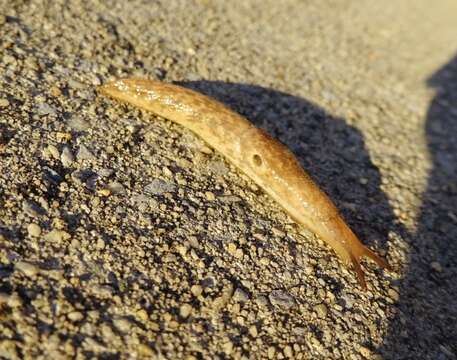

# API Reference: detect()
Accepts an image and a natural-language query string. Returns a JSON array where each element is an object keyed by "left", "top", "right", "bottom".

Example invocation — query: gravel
[{"left": 0, "top": 0, "right": 456, "bottom": 359}]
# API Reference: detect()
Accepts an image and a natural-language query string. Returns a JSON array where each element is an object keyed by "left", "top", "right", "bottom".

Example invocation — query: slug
[{"left": 98, "top": 79, "right": 390, "bottom": 289}]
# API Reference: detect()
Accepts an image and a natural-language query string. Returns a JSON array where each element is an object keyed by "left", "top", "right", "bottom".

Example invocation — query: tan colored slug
[{"left": 98, "top": 79, "right": 390, "bottom": 289}]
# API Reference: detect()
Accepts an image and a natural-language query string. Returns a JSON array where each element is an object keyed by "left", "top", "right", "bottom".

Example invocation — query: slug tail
[
  {"left": 349, "top": 245, "right": 391, "bottom": 290},
  {"left": 362, "top": 246, "right": 392, "bottom": 271},
  {"left": 350, "top": 255, "right": 367, "bottom": 290}
]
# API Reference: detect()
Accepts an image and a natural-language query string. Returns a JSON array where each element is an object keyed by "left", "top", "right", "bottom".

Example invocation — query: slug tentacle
[{"left": 98, "top": 78, "right": 390, "bottom": 289}]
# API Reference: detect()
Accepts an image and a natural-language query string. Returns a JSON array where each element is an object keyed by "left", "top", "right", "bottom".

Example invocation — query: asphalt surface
[{"left": 0, "top": 1, "right": 457, "bottom": 359}]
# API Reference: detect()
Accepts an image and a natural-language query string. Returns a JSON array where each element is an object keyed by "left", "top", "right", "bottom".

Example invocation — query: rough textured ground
[{"left": 0, "top": 1, "right": 456, "bottom": 359}]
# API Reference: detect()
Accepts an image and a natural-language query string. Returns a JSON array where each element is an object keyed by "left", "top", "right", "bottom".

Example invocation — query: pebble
[
  {"left": 387, "top": 288, "right": 400, "bottom": 302},
  {"left": 46, "top": 144, "right": 60, "bottom": 159},
  {"left": 27, "top": 223, "right": 42, "bottom": 237},
  {"left": 284, "top": 345, "right": 293, "bottom": 358},
  {"left": 96, "top": 238, "right": 105, "bottom": 249},
  {"left": 232, "top": 247, "right": 244, "bottom": 259},
  {"left": 144, "top": 178, "right": 176, "bottom": 195},
  {"left": 267, "top": 346, "right": 276, "bottom": 359},
  {"left": 430, "top": 261, "right": 443, "bottom": 272},
  {"left": 212, "top": 296, "right": 227, "bottom": 311},
  {"left": 0, "top": 292, "right": 9, "bottom": 304},
  {"left": 162, "top": 166, "right": 173, "bottom": 177},
  {"left": 268, "top": 290, "right": 295, "bottom": 309},
  {"left": 67, "top": 116, "right": 90, "bottom": 131},
  {"left": 0, "top": 98, "right": 9, "bottom": 107},
  {"left": 191, "top": 284, "right": 203, "bottom": 297},
  {"left": 0, "top": 339, "right": 18, "bottom": 358},
  {"left": 97, "top": 188, "right": 111, "bottom": 196},
  {"left": 219, "top": 195, "right": 241, "bottom": 203},
  {"left": 67, "top": 311, "right": 84, "bottom": 322},
  {"left": 68, "top": 79, "right": 84, "bottom": 89},
  {"left": 308, "top": 335, "right": 323, "bottom": 352},
  {"left": 15, "top": 261, "right": 39, "bottom": 277},
  {"left": 180, "top": 303, "right": 193, "bottom": 318},
  {"left": 149, "top": 322, "right": 160, "bottom": 332},
  {"left": 7, "top": 293, "right": 22, "bottom": 308},
  {"left": 207, "top": 160, "right": 228, "bottom": 175},
  {"left": 136, "top": 309, "right": 149, "bottom": 322},
  {"left": 137, "top": 344, "right": 155, "bottom": 357},
  {"left": 358, "top": 346, "right": 372, "bottom": 358},
  {"left": 341, "top": 294, "right": 354, "bottom": 309},
  {"left": 233, "top": 288, "right": 249, "bottom": 303},
  {"left": 107, "top": 182, "right": 125, "bottom": 194},
  {"left": 248, "top": 325, "right": 258, "bottom": 337},
  {"left": 313, "top": 303, "right": 328, "bottom": 318},
  {"left": 205, "top": 191, "right": 216, "bottom": 201},
  {"left": 44, "top": 229, "right": 71, "bottom": 242},
  {"left": 99, "top": 168, "right": 114, "bottom": 178},
  {"left": 91, "top": 285, "right": 114, "bottom": 298},
  {"left": 292, "top": 327, "right": 306, "bottom": 335},
  {"left": 255, "top": 295, "right": 269, "bottom": 307},
  {"left": 76, "top": 144, "right": 96, "bottom": 161},
  {"left": 23, "top": 200, "right": 46, "bottom": 217},
  {"left": 61, "top": 146, "right": 75, "bottom": 167},
  {"left": 227, "top": 242, "right": 238, "bottom": 256},
  {"left": 222, "top": 340, "right": 233, "bottom": 355},
  {"left": 271, "top": 227, "right": 286, "bottom": 237},
  {"left": 37, "top": 102, "right": 56, "bottom": 115},
  {"left": 50, "top": 86, "right": 61, "bottom": 97},
  {"left": 113, "top": 318, "right": 131, "bottom": 333}
]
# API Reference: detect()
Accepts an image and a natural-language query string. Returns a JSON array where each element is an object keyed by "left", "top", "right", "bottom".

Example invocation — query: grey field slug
[{"left": 98, "top": 78, "right": 390, "bottom": 289}]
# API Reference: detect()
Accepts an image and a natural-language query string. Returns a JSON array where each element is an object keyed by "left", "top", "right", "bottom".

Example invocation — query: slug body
[{"left": 99, "top": 79, "right": 389, "bottom": 289}]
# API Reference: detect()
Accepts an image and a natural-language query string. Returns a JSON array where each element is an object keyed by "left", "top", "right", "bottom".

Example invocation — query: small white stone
[{"left": 430, "top": 261, "right": 442, "bottom": 272}]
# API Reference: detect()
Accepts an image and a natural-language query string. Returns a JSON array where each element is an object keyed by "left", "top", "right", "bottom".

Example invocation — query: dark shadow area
[
  {"left": 179, "top": 80, "right": 399, "bottom": 278},
  {"left": 379, "top": 56, "right": 457, "bottom": 358}
]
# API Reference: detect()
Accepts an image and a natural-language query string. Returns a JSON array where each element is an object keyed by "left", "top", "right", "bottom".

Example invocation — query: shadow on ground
[
  {"left": 180, "top": 77, "right": 457, "bottom": 358},
  {"left": 379, "top": 55, "right": 457, "bottom": 359},
  {"left": 180, "top": 81, "right": 399, "bottom": 255}
]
